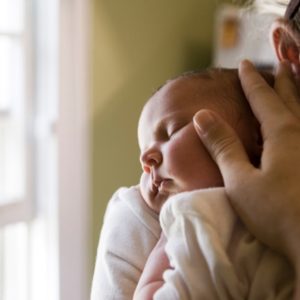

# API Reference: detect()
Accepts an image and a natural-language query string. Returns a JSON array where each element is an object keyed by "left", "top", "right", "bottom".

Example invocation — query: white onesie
[
  {"left": 155, "top": 187, "right": 294, "bottom": 300},
  {"left": 91, "top": 186, "right": 294, "bottom": 300},
  {"left": 90, "top": 185, "right": 160, "bottom": 300}
]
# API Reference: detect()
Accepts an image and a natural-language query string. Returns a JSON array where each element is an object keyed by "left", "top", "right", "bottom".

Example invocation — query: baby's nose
[{"left": 140, "top": 148, "right": 162, "bottom": 173}]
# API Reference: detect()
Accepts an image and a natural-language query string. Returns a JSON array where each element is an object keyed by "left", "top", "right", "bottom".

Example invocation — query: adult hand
[{"left": 193, "top": 60, "right": 300, "bottom": 272}]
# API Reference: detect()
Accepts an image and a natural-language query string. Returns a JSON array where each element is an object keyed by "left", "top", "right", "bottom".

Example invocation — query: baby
[
  {"left": 138, "top": 68, "right": 261, "bottom": 214},
  {"left": 134, "top": 68, "right": 294, "bottom": 299}
]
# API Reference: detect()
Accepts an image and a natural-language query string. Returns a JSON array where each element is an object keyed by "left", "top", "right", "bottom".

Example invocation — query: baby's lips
[
  {"left": 151, "top": 181, "right": 162, "bottom": 197},
  {"left": 143, "top": 165, "right": 151, "bottom": 173}
]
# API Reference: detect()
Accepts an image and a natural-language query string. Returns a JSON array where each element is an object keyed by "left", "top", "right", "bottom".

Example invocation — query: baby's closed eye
[{"left": 167, "top": 121, "right": 190, "bottom": 138}]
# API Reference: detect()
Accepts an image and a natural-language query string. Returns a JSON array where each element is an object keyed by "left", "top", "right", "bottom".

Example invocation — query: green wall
[{"left": 91, "top": 0, "right": 231, "bottom": 259}]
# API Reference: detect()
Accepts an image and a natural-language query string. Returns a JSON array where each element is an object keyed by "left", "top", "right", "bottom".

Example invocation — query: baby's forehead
[
  {"left": 148, "top": 72, "right": 242, "bottom": 110},
  {"left": 140, "top": 70, "right": 255, "bottom": 138},
  {"left": 140, "top": 72, "right": 242, "bottom": 127},
  {"left": 159, "top": 70, "right": 240, "bottom": 94}
]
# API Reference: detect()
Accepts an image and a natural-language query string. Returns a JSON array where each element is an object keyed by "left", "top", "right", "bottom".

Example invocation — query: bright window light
[
  {"left": 0, "top": 0, "right": 24, "bottom": 33},
  {"left": 0, "top": 0, "right": 59, "bottom": 299},
  {"left": 0, "top": 23, "right": 25, "bottom": 206}
]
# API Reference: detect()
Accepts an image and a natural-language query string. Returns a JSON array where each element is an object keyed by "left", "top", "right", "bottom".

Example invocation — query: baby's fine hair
[{"left": 153, "top": 67, "right": 274, "bottom": 121}]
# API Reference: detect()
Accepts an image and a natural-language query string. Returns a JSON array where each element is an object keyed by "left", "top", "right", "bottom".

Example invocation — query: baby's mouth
[
  {"left": 151, "top": 182, "right": 159, "bottom": 195},
  {"left": 152, "top": 178, "right": 172, "bottom": 195},
  {"left": 150, "top": 169, "right": 173, "bottom": 196}
]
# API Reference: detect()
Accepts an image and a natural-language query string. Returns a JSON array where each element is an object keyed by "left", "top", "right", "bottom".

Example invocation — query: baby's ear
[{"left": 271, "top": 18, "right": 300, "bottom": 73}]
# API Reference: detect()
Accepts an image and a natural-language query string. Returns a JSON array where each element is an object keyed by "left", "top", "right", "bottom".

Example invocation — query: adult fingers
[
  {"left": 238, "top": 60, "right": 291, "bottom": 133},
  {"left": 274, "top": 61, "right": 300, "bottom": 118},
  {"left": 193, "top": 109, "right": 253, "bottom": 186}
]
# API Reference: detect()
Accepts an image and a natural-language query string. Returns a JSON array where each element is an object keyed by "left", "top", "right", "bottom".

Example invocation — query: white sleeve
[
  {"left": 154, "top": 188, "right": 245, "bottom": 300},
  {"left": 91, "top": 186, "right": 160, "bottom": 300},
  {"left": 155, "top": 188, "right": 294, "bottom": 300}
]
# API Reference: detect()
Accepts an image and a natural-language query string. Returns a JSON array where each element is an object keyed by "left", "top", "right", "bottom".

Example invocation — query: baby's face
[{"left": 138, "top": 76, "right": 238, "bottom": 213}]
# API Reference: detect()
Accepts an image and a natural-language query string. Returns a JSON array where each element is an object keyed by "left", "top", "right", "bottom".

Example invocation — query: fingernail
[
  {"left": 239, "top": 59, "right": 253, "bottom": 70},
  {"left": 193, "top": 110, "right": 216, "bottom": 135},
  {"left": 238, "top": 60, "right": 255, "bottom": 77}
]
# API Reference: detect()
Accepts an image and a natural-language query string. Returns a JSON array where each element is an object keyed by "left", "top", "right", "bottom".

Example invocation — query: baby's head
[{"left": 138, "top": 68, "right": 271, "bottom": 213}]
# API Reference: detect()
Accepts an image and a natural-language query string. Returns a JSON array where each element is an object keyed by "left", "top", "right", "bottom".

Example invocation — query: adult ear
[{"left": 271, "top": 18, "right": 300, "bottom": 74}]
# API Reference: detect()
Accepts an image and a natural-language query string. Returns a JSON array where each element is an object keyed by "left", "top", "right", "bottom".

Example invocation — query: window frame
[
  {"left": 57, "top": 0, "right": 92, "bottom": 299},
  {"left": 0, "top": 0, "right": 92, "bottom": 298}
]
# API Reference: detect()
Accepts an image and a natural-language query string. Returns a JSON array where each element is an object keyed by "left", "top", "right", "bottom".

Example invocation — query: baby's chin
[
  {"left": 140, "top": 177, "right": 182, "bottom": 213},
  {"left": 143, "top": 190, "right": 171, "bottom": 214}
]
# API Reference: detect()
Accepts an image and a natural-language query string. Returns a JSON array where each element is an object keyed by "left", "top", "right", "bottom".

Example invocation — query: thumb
[{"left": 193, "top": 109, "right": 253, "bottom": 182}]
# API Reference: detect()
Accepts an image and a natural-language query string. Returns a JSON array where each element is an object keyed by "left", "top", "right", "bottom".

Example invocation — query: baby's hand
[{"left": 133, "top": 233, "right": 170, "bottom": 300}]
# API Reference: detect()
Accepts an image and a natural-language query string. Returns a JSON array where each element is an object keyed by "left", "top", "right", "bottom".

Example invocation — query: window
[
  {"left": 0, "top": 0, "right": 33, "bottom": 225},
  {"left": 0, "top": 1, "right": 58, "bottom": 299},
  {"left": 0, "top": 0, "right": 91, "bottom": 299}
]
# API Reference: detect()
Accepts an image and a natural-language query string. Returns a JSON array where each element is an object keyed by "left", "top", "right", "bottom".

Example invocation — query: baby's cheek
[
  {"left": 168, "top": 130, "right": 222, "bottom": 186},
  {"left": 164, "top": 131, "right": 202, "bottom": 170}
]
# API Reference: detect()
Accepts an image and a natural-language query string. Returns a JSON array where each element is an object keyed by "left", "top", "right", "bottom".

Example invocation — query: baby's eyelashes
[
  {"left": 167, "top": 126, "right": 181, "bottom": 138},
  {"left": 166, "top": 121, "right": 189, "bottom": 138}
]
